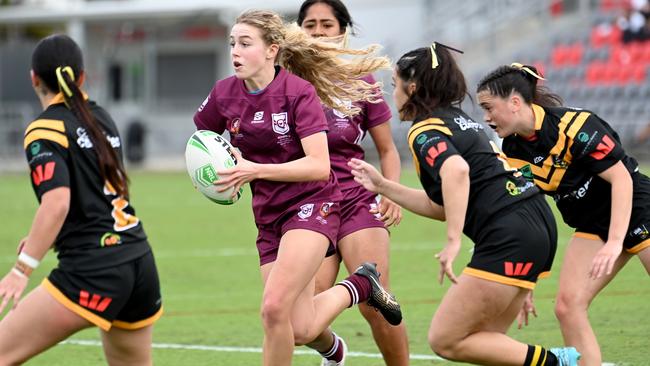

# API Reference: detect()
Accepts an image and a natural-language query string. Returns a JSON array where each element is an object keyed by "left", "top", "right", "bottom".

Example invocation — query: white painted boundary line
[
  {"left": 61, "top": 339, "right": 444, "bottom": 361},
  {"left": 60, "top": 340, "right": 618, "bottom": 365}
]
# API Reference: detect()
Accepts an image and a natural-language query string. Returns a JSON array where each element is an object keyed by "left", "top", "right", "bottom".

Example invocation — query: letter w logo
[
  {"left": 79, "top": 290, "right": 112, "bottom": 312},
  {"left": 589, "top": 135, "right": 615, "bottom": 160},
  {"left": 504, "top": 262, "right": 533, "bottom": 276},
  {"left": 425, "top": 142, "right": 448, "bottom": 167},
  {"left": 32, "top": 162, "right": 56, "bottom": 186}
]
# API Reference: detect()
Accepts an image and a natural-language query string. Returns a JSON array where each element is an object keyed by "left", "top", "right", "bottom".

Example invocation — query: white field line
[
  {"left": 60, "top": 339, "right": 618, "bottom": 365},
  {"left": 60, "top": 339, "right": 443, "bottom": 361}
]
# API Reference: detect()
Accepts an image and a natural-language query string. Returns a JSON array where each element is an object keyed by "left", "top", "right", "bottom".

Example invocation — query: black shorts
[
  {"left": 44, "top": 250, "right": 162, "bottom": 331},
  {"left": 574, "top": 172, "right": 650, "bottom": 254},
  {"left": 464, "top": 194, "right": 558, "bottom": 289}
]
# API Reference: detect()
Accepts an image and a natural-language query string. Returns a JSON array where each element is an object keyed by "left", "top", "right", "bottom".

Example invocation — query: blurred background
[{"left": 1, "top": 0, "right": 649, "bottom": 173}]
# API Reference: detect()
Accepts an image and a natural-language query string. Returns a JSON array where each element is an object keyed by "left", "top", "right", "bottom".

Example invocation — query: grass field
[{"left": 0, "top": 169, "right": 648, "bottom": 366}]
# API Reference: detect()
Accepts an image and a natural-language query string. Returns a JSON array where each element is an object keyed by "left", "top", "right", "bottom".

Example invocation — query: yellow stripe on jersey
[
  {"left": 530, "top": 345, "right": 542, "bottom": 365},
  {"left": 507, "top": 110, "right": 590, "bottom": 192},
  {"left": 24, "top": 119, "right": 66, "bottom": 136},
  {"left": 24, "top": 129, "right": 69, "bottom": 149},
  {"left": 407, "top": 119, "right": 452, "bottom": 177}
]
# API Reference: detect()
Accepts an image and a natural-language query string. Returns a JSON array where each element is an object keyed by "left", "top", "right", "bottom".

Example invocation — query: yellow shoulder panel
[{"left": 25, "top": 119, "right": 66, "bottom": 136}]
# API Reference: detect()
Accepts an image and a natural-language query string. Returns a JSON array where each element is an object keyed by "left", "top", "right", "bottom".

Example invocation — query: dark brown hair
[
  {"left": 395, "top": 44, "right": 467, "bottom": 121},
  {"left": 297, "top": 0, "right": 355, "bottom": 35},
  {"left": 476, "top": 64, "right": 563, "bottom": 108},
  {"left": 32, "top": 34, "right": 129, "bottom": 197}
]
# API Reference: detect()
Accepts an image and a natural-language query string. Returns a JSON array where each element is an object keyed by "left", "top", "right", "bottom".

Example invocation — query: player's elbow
[{"left": 311, "top": 160, "right": 330, "bottom": 181}]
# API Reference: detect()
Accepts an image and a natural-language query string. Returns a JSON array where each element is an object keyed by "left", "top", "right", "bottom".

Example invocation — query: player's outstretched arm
[{"left": 349, "top": 158, "right": 444, "bottom": 220}]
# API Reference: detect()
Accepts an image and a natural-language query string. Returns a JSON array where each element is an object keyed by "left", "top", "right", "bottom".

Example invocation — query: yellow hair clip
[
  {"left": 511, "top": 62, "right": 545, "bottom": 80},
  {"left": 430, "top": 43, "right": 439, "bottom": 69},
  {"left": 55, "top": 66, "right": 76, "bottom": 97}
]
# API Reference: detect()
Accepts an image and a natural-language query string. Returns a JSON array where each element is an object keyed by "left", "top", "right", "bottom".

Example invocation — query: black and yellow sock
[{"left": 524, "top": 345, "right": 558, "bottom": 366}]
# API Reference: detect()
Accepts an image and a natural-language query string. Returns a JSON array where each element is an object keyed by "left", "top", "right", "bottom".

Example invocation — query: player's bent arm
[
  {"left": 376, "top": 180, "right": 445, "bottom": 220},
  {"left": 598, "top": 161, "right": 633, "bottom": 244},
  {"left": 22, "top": 187, "right": 70, "bottom": 264},
  {"left": 439, "top": 156, "right": 470, "bottom": 244},
  {"left": 255, "top": 132, "right": 330, "bottom": 182},
  {"left": 369, "top": 122, "right": 401, "bottom": 182}
]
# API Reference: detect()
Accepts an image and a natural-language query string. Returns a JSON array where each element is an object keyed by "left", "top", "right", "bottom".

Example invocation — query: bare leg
[
  {"left": 338, "top": 228, "right": 409, "bottom": 366},
  {"left": 101, "top": 325, "right": 153, "bottom": 366},
  {"left": 554, "top": 235, "right": 632, "bottom": 366},
  {"left": 0, "top": 285, "right": 92, "bottom": 365},
  {"left": 259, "top": 230, "right": 350, "bottom": 366},
  {"left": 428, "top": 274, "right": 536, "bottom": 366}
]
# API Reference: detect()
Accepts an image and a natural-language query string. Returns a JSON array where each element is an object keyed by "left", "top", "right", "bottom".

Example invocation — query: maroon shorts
[
  {"left": 338, "top": 185, "right": 387, "bottom": 242},
  {"left": 256, "top": 200, "right": 341, "bottom": 266}
]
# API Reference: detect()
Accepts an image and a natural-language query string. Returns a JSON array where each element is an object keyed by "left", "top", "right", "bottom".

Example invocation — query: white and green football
[{"left": 185, "top": 130, "right": 242, "bottom": 205}]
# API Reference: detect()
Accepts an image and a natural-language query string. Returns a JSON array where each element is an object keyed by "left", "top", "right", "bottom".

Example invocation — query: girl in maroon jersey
[
  {"left": 194, "top": 10, "right": 401, "bottom": 365},
  {"left": 297, "top": 1, "right": 408, "bottom": 365}
]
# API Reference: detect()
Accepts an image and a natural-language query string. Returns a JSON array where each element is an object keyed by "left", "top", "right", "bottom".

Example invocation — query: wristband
[{"left": 18, "top": 252, "right": 40, "bottom": 269}]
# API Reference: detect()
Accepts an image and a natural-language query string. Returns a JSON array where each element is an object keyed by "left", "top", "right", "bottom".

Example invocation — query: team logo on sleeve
[
  {"left": 298, "top": 203, "right": 314, "bottom": 220},
  {"left": 30, "top": 142, "right": 41, "bottom": 155},
  {"left": 229, "top": 118, "right": 241, "bottom": 135},
  {"left": 271, "top": 112, "right": 290, "bottom": 135}
]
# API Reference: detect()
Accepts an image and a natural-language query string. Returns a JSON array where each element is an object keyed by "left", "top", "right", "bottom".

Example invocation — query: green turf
[{"left": 0, "top": 169, "right": 647, "bottom": 365}]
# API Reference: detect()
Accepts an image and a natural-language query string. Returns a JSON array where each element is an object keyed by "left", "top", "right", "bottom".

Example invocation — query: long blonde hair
[{"left": 235, "top": 9, "right": 390, "bottom": 116}]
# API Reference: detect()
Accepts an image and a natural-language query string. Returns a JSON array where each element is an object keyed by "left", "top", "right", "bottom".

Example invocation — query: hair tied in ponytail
[
  {"left": 510, "top": 62, "right": 545, "bottom": 81},
  {"left": 55, "top": 66, "right": 75, "bottom": 97}
]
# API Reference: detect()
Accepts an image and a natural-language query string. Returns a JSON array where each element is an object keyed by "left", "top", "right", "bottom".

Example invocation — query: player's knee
[
  {"left": 428, "top": 327, "right": 458, "bottom": 360},
  {"left": 292, "top": 329, "right": 313, "bottom": 346},
  {"left": 260, "top": 296, "right": 290, "bottom": 329},
  {"left": 554, "top": 291, "right": 586, "bottom": 321}
]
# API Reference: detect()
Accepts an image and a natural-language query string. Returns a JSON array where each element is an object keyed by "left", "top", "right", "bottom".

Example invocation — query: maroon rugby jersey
[
  {"left": 194, "top": 67, "right": 341, "bottom": 224},
  {"left": 324, "top": 74, "right": 392, "bottom": 190}
]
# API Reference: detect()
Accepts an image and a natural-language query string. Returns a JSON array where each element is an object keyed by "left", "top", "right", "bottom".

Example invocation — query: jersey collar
[
  {"left": 48, "top": 91, "right": 90, "bottom": 107},
  {"left": 532, "top": 103, "right": 545, "bottom": 131}
]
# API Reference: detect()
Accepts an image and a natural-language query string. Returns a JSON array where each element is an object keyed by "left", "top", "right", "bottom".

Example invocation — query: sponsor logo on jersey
[
  {"left": 533, "top": 156, "right": 544, "bottom": 164},
  {"left": 453, "top": 115, "right": 483, "bottom": 131},
  {"left": 331, "top": 98, "right": 352, "bottom": 119},
  {"left": 589, "top": 135, "right": 616, "bottom": 160},
  {"left": 577, "top": 132, "right": 590, "bottom": 142},
  {"left": 198, "top": 94, "right": 210, "bottom": 112},
  {"left": 272, "top": 112, "right": 289, "bottom": 135},
  {"left": 252, "top": 111, "right": 264, "bottom": 124},
  {"left": 76, "top": 127, "right": 120, "bottom": 149},
  {"left": 32, "top": 162, "right": 56, "bottom": 186},
  {"left": 319, "top": 202, "right": 334, "bottom": 217},
  {"left": 30, "top": 142, "right": 41, "bottom": 155},
  {"left": 505, "top": 179, "right": 535, "bottom": 196},
  {"left": 631, "top": 225, "right": 649, "bottom": 240},
  {"left": 298, "top": 203, "right": 314, "bottom": 220},
  {"left": 551, "top": 155, "right": 569, "bottom": 168},
  {"left": 425, "top": 142, "right": 448, "bottom": 167},
  {"left": 79, "top": 290, "right": 112, "bottom": 312},
  {"left": 504, "top": 261, "right": 533, "bottom": 276},
  {"left": 100, "top": 232, "right": 122, "bottom": 247}
]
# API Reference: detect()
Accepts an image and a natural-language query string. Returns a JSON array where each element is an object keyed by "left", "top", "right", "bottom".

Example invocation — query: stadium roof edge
[{"left": 0, "top": 0, "right": 306, "bottom": 24}]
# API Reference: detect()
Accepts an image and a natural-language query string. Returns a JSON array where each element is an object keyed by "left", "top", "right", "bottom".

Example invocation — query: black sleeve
[
  {"left": 570, "top": 114, "right": 625, "bottom": 174},
  {"left": 410, "top": 129, "right": 460, "bottom": 182},
  {"left": 24, "top": 130, "right": 70, "bottom": 201}
]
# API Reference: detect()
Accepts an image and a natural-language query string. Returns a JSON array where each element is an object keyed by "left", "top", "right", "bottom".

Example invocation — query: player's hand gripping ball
[{"left": 185, "top": 130, "right": 242, "bottom": 205}]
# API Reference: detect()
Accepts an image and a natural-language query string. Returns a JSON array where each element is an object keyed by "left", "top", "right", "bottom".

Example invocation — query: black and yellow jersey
[
  {"left": 408, "top": 106, "right": 539, "bottom": 241},
  {"left": 501, "top": 104, "right": 641, "bottom": 230},
  {"left": 24, "top": 93, "right": 149, "bottom": 271}
]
